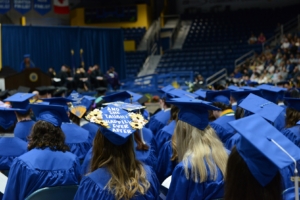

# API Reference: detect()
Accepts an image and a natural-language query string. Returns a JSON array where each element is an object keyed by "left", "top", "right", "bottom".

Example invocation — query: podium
[{"left": 5, "top": 68, "right": 51, "bottom": 91}]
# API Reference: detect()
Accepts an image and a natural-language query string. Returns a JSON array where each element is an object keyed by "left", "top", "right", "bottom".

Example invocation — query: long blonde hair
[
  {"left": 175, "top": 120, "right": 228, "bottom": 183},
  {"left": 91, "top": 130, "right": 150, "bottom": 200}
]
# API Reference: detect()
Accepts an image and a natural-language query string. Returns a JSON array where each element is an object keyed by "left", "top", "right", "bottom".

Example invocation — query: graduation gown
[
  {"left": 225, "top": 134, "right": 241, "bottom": 151},
  {"left": 282, "top": 125, "right": 300, "bottom": 148},
  {"left": 3, "top": 148, "right": 81, "bottom": 200},
  {"left": 81, "top": 122, "right": 99, "bottom": 140},
  {"left": 154, "top": 120, "right": 176, "bottom": 153},
  {"left": 0, "top": 137, "right": 27, "bottom": 170},
  {"left": 274, "top": 109, "right": 286, "bottom": 132},
  {"left": 146, "top": 109, "right": 171, "bottom": 135},
  {"left": 74, "top": 165, "right": 160, "bottom": 200},
  {"left": 14, "top": 120, "right": 35, "bottom": 142},
  {"left": 210, "top": 114, "right": 236, "bottom": 144},
  {"left": 155, "top": 141, "right": 177, "bottom": 184},
  {"left": 61, "top": 123, "right": 92, "bottom": 160},
  {"left": 166, "top": 161, "right": 225, "bottom": 200}
]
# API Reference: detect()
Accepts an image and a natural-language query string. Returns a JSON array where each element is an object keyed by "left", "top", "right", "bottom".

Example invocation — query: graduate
[
  {"left": 225, "top": 114, "right": 300, "bottom": 200},
  {"left": 0, "top": 107, "right": 27, "bottom": 171},
  {"left": 74, "top": 105, "right": 160, "bottom": 200},
  {"left": 4, "top": 93, "right": 36, "bottom": 142},
  {"left": 227, "top": 85, "right": 243, "bottom": 112},
  {"left": 3, "top": 104, "right": 81, "bottom": 200},
  {"left": 42, "top": 97, "right": 92, "bottom": 160},
  {"left": 165, "top": 98, "right": 228, "bottom": 200},
  {"left": 281, "top": 98, "right": 300, "bottom": 148}
]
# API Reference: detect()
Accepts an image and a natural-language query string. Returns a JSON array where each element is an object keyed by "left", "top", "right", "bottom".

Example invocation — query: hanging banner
[
  {"left": 0, "top": 0, "right": 10, "bottom": 14},
  {"left": 14, "top": 0, "right": 31, "bottom": 15},
  {"left": 34, "top": 0, "right": 51, "bottom": 15},
  {"left": 53, "top": 0, "right": 69, "bottom": 14}
]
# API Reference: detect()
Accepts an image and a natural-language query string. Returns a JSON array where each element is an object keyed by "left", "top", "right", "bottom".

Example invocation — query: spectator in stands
[
  {"left": 290, "top": 41, "right": 298, "bottom": 55},
  {"left": 258, "top": 71, "right": 269, "bottom": 84},
  {"left": 266, "top": 62, "right": 275, "bottom": 74},
  {"left": 281, "top": 38, "right": 290, "bottom": 49},
  {"left": 248, "top": 33, "right": 257, "bottom": 44},
  {"left": 257, "top": 33, "right": 266, "bottom": 44},
  {"left": 295, "top": 38, "right": 300, "bottom": 47},
  {"left": 105, "top": 67, "right": 120, "bottom": 91},
  {"left": 193, "top": 74, "right": 205, "bottom": 90},
  {"left": 250, "top": 72, "right": 260, "bottom": 83}
]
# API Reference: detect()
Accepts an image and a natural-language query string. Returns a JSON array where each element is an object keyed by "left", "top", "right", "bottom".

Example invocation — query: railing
[
  {"left": 146, "top": 19, "right": 160, "bottom": 55},
  {"left": 205, "top": 68, "right": 227, "bottom": 87},
  {"left": 170, "top": 18, "right": 181, "bottom": 48},
  {"left": 234, "top": 50, "right": 255, "bottom": 68}
]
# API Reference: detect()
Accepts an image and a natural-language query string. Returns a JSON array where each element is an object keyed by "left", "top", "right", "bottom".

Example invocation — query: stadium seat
[{"left": 25, "top": 185, "right": 79, "bottom": 200}]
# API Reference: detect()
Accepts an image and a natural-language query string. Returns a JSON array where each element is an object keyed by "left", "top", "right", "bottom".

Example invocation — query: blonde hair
[
  {"left": 175, "top": 120, "right": 228, "bottom": 183},
  {"left": 91, "top": 130, "right": 150, "bottom": 200}
]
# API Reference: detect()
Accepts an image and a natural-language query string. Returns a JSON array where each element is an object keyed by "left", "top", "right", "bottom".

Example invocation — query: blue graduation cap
[
  {"left": 231, "top": 90, "right": 262, "bottom": 105},
  {"left": 257, "top": 84, "right": 287, "bottom": 103},
  {"left": 239, "top": 93, "right": 284, "bottom": 123},
  {"left": 241, "top": 86, "right": 260, "bottom": 91},
  {"left": 30, "top": 104, "right": 70, "bottom": 127},
  {"left": 41, "top": 97, "right": 74, "bottom": 111},
  {"left": 23, "top": 54, "right": 30, "bottom": 58},
  {"left": 67, "top": 90, "right": 83, "bottom": 104},
  {"left": 86, "top": 105, "right": 146, "bottom": 145},
  {"left": 0, "top": 107, "right": 18, "bottom": 130},
  {"left": 4, "top": 92, "right": 35, "bottom": 113},
  {"left": 227, "top": 85, "right": 243, "bottom": 91},
  {"left": 158, "top": 85, "right": 175, "bottom": 94},
  {"left": 205, "top": 90, "right": 231, "bottom": 106},
  {"left": 193, "top": 89, "right": 207, "bottom": 99},
  {"left": 247, "top": 81, "right": 259, "bottom": 87},
  {"left": 229, "top": 114, "right": 300, "bottom": 186},
  {"left": 83, "top": 95, "right": 96, "bottom": 102},
  {"left": 102, "top": 91, "right": 142, "bottom": 103},
  {"left": 103, "top": 101, "right": 145, "bottom": 112},
  {"left": 166, "top": 98, "right": 220, "bottom": 130},
  {"left": 284, "top": 98, "right": 300, "bottom": 112},
  {"left": 166, "top": 89, "right": 197, "bottom": 100}
]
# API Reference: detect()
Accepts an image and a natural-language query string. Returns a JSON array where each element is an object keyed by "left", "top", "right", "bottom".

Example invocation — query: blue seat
[{"left": 25, "top": 185, "right": 79, "bottom": 200}]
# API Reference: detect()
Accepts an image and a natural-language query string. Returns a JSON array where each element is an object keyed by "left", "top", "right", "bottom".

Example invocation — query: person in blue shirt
[
  {"left": 164, "top": 98, "right": 228, "bottom": 200},
  {"left": 3, "top": 104, "right": 81, "bottom": 200},
  {"left": 20, "top": 54, "right": 35, "bottom": 72},
  {"left": 74, "top": 105, "right": 160, "bottom": 200}
]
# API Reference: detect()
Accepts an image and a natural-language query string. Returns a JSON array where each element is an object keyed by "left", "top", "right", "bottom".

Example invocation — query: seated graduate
[
  {"left": 3, "top": 104, "right": 81, "bottom": 200},
  {"left": 42, "top": 97, "right": 92, "bottom": 160},
  {"left": 74, "top": 105, "right": 160, "bottom": 200},
  {"left": 225, "top": 114, "right": 300, "bottom": 200},
  {"left": 281, "top": 98, "right": 300, "bottom": 148},
  {"left": 207, "top": 90, "right": 236, "bottom": 144},
  {"left": 4, "top": 93, "right": 36, "bottom": 142},
  {"left": 0, "top": 107, "right": 27, "bottom": 171},
  {"left": 165, "top": 98, "right": 229, "bottom": 200},
  {"left": 227, "top": 85, "right": 244, "bottom": 112}
]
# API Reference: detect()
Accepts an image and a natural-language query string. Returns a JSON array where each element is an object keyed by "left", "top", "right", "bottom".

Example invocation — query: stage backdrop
[{"left": 1, "top": 25, "right": 126, "bottom": 79}]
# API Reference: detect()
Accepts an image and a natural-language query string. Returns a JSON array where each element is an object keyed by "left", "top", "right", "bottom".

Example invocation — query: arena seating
[
  {"left": 122, "top": 27, "right": 146, "bottom": 46},
  {"left": 125, "top": 51, "right": 147, "bottom": 78}
]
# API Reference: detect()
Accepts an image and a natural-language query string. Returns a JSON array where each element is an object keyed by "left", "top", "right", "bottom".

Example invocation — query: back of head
[
  {"left": 224, "top": 147, "right": 282, "bottom": 200},
  {"left": 285, "top": 107, "right": 300, "bottom": 128}
]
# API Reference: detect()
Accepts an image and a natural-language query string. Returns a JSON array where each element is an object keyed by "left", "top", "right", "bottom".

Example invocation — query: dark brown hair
[
  {"left": 235, "top": 106, "right": 244, "bottom": 120},
  {"left": 169, "top": 105, "right": 179, "bottom": 123},
  {"left": 134, "top": 131, "right": 149, "bottom": 151},
  {"left": 28, "top": 121, "right": 70, "bottom": 152},
  {"left": 69, "top": 112, "right": 80, "bottom": 126},
  {"left": 285, "top": 107, "right": 300, "bottom": 128},
  {"left": 224, "top": 147, "right": 282, "bottom": 200},
  {"left": 212, "top": 102, "right": 232, "bottom": 111}
]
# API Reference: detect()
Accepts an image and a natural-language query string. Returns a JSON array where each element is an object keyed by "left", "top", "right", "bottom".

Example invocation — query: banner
[
  {"left": 53, "top": 0, "right": 69, "bottom": 14},
  {"left": 34, "top": 0, "right": 51, "bottom": 15},
  {"left": 14, "top": 0, "right": 31, "bottom": 15},
  {"left": 0, "top": 0, "right": 10, "bottom": 14}
]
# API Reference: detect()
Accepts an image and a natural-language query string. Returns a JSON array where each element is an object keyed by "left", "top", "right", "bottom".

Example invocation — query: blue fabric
[
  {"left": 14, "top": 120, "right": 35, "bottom": 142},
  {"left": 2, "top": 25, "right": 126, "bottom": 79},
  {"left": 274, "top": 109, "right": 286, "bottom": 131},
  {"left": 81, "top": 122, "right": 99, "bottom": 140},
  {"left": 146, "top": 110, "right": 171, "bottom": 135},
  {"left": 210, "top": 115, "right": 236, "bottom": 144},
  {"left": 3, "top": 148, "right": 81, "bottom": 200},
  {"left": 81, "top": 148, "right": 93, "bottom": 175},
  {"left": 155, "top": 141, "right": 177, "bottom": 184},
  {"left": 61, "top": 123, "right": 92, "bottom": 160},
  {"left": 232, "top": 104, "right": 237, "bottom": 112},
  {"left": 154, "top": 120, "right": 176, "bottom": 152},
  {"left": 282, "top": 126, "right": 300, "bottom": 148},
  {"left": 0, "top": 137, "right": 27, "bottom": 170},
  {"left": 142, "top": 127, "right": 158, "bottom": 157},
  {"left": 166, "top": 161, "right": 225, "bottom": 200},
  {"left": 74, "top": 165, "right": 160, "bottom": 200},
  {"left": 20, "top": 60, "right": 35, "bottom": 71},
  {"left": 225, "top": 134, "right": 241, "bottom": 151}
]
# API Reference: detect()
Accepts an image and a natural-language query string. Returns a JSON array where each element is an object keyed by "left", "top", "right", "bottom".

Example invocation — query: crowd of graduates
[{"left": 0, "top": 81, "right": 300, "bottom": 200}]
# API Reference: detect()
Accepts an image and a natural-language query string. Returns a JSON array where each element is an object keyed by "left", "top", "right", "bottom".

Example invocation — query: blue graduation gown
[
  {"left": 81, "top": 122, "right": 99, "bottom": 140},
  {"left": 210, "top": 115, "right": 236, "bottom": 144},
  {"left": 154, "top": 120, "right": 176, "bottom": 152},
  {"left": 14, "top": 120, "right": 35, "bottom": 142},
  {"left": 142, "top": 127, "right": 158, "bottom": 157},
  {"left": 61, "top": 123, "right": 92, "bottom": 160},
  {"left": 282, "top": 125, "right": 300, "bottom": 148},
  {"left": 3, "top": 148, "right": 81, "bottom": 200},
  {"left": 274, "top": 109, "right": 286, "bottom": 131},
  {"left": 155, "top": 141, "right": 177, "bottom": 184},
  {"left": 0, "top": 137, "right": 27, "bottom": 170},
  {"left": 225, "top": 134, "right": 241, "bottom": 151},
  {"left": 166, "top": 161, "right": 225, "bottom": 200},
  {"left": 81, "top": 148, "right": 93, "bottom": 175},
  {"left": 146, "top": 109, "right": 171, "bottom": 135},
  {"left": 74, "top": 165, "right": 160, "bottom": 200}
]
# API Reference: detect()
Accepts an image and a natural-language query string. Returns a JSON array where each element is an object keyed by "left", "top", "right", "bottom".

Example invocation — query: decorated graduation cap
[
  {"left": 239, "top": 93, "right": 284, "bottom": 123},
  {"left": 4, "top": 93, "right": 35, "bottom": 114},
  {"left": 193, "top": 89, "right": 207, "bottom": 99},
  {"left": 231, "top": 90, "right": 262, "bottom": 105},
  {"left": 166, "top": 98, "right": 220, "bottom": 130},
  {"left": 30, "top": 104, "right": 70, "bottom": 127},
  {"left": 67, "top": 90, "right": 83, "bottom": 105},
  {"left": 41, "top": 97, "right": 74, "bottom": 111},
  {"left": 257, "top": 84, "right": 287, "bottom": 103},
  {"left": 166, "top": 89, "right": 197, "bottom": 100},
  {"left": 85, "top": 105, "right": 147, "bottom": 145},
  {"left": 205, "top": 90, "right": 231, "bottom": 106},
  {"left": 284, "top": 98, "right": 300, "bottom": 112},
  {"left": 70, "top": 97, "right": 94, "bottom": 118},
  {"left": 229, "top": 114, "right": 300, "bottom": 186},
  {"left": 103, "top": 101, "right": 145, "bottom": 112},
  {"left": 0, "top": 107, "right": 18, "bottom": 130}
]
